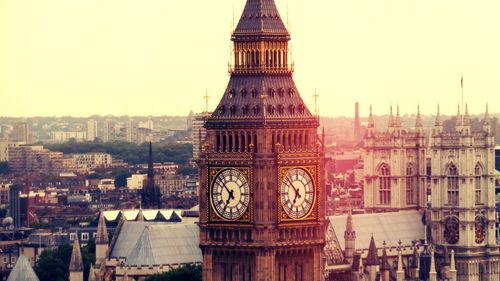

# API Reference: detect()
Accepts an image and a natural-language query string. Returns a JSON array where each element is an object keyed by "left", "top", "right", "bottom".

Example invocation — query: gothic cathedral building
[
  {"left": 198, "top": 0, "right": 325, "bottom": 280},
  {"left": 429, "top": 105, "right": 499, "bottom": 281},
  {"left": 364, "top": 104, "right": 499, "bottom": 281},
  {"left": 363, "top": 106, "right": 427, "bottom": 212}
]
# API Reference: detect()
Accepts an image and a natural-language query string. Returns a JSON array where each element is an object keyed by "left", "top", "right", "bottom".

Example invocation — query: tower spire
[{"left": 69, "top": 237, "right": 83, "bottom": 281}]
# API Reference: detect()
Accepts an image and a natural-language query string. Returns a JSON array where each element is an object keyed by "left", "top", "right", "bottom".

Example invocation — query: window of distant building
[
  {"left": 447, "top": 164, "right": 459, "bottom": 205},
  {"left": 475, "top": 164, "right": 482, "bottom": 205},
  {"left": 81, "top": 232, "right": 89, "bottom": 241},
  {"left": 379, "top": 164, "right": 391, "bottom": 205},
  {"left": 93, "top": 232, "right": 97, "bottom": 239},
  {"left": 69, "top": 233, "right": 76, "bottom": 241},
  {"left": 406, "top": 164, "right": 416, "bottom": 205}
]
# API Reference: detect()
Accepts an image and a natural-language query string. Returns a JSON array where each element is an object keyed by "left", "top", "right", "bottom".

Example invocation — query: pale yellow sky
[{"left": 1, "top": 0, "right": 498, "bottom": 117}]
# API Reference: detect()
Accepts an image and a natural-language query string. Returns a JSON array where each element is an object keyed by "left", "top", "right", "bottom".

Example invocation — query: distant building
[
  {"left": 126, "top": 119, "right": 138, "bottom": 143},
  {"left": 51, "top": 131, "right": 86, "bottom": 143},
  {"left": 126, "top": 174, "right": 146, "bottom": 190},
  {"left": 191, "top": 112, "right": 210, "bottom": 160},
  {"left": 103, "top": 120, "right": 116, "bottom": 142},
  {"left": 97, "top": 179, "right": 115, "bottom": 191},
  {"left": 9, "top": 186, "right": 26, "bottom": 228},
  {"left": 10, "top": 122, "right": 29, "bottom": 144},
  {"left": 0, "top": 183, "right": 12, "bottom": 206},
  {"left": 86, "top": 119, "right": 98, "bottom": 141},
  {"left": 8, "top": 145, "right": 65, "bottom": 176},
  {"left": 0, "top": 141, "right": 21, "bottom": 162},
  {"left": 71, "top": 153, "right": 113, "bottom": 170}
]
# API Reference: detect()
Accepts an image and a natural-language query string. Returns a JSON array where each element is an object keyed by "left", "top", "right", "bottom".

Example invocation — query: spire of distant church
[{"left": 143, "top": 142, "right": 159, "bottom": 209}]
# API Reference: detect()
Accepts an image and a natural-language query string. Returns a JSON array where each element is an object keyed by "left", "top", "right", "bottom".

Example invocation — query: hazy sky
[{"left": 1, "top": 0, "right": 499, "bottom": 118}]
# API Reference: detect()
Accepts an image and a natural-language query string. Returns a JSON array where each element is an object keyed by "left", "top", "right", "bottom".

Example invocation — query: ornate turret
[
  {"left": 367, "top": 105, "right": 375, "bottom": 137},
  {"left": 455, "top": 104, "right": 463, "bottom": 131},
  {"left": 69, "top": 238, "right": 84, "bottom": 281},
  {"left": 433, "top": 104, "right": 443, "bottom": 136},
  {"left": 344, "top": 209, "right": 356, "bottom": 264},
  {"left": 415, "top": 104, "right": 423, "bottom": 128},
  {"left": 419, "top": 244, "right": 431, "bottom": 280},
  {"left": 429, "top": 247, "right": 437, "bottom": 281},
  {"left": 95, "top": 211, "right": 109, "bottom": 262},
  {"left": 395, "top": 104, "right": 402, "bottom": 127},
  {"left": 396, "top": 241, "right": 404, "bottom": 281},
  {"left": 449, "top": 249, "right": 457, "bottom": 281},
  {"left": 483, "top": 103, "right": 491, "bottom": 135},
  {"left": 463, "top": 103, "right": 471, "bottom": 126},
  {"left": 388, "top": 105, "right": 395, "bottom": 129}
]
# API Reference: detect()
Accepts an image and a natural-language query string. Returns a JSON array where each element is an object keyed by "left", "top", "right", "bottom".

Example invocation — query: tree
[
  {"left": 145, "top": 264, "right": 202, "bottom": 281},
  {"left": 114, "top": 169, "right": 131, "bottom": 187},
  {"left": 34, "top": 241, "right": 96, "bottom": 281},
  {"left": 35, "top": 244, "right": 72, "bottom": 281}
]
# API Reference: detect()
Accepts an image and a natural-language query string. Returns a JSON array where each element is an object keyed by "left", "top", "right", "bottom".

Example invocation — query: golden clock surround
[
  {"left": 208, "top": 167, "right": 253, "bottom": 224},
  {"left": 278, "top": 165, "right": 318, "bottom": 223}
]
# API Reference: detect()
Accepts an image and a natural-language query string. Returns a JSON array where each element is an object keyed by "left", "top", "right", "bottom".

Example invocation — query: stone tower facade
[
  {"left": 198, "top": 0, "right": 325, "bottom": 280},
  {"left": 364, "top": 105, "right": 427, "bottom": 212},
  {"left": 429, "top": 105, "right": 500, "bottom": 281}
]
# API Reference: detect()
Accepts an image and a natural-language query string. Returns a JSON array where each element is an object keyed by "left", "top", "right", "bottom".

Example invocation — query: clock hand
[
  {"left": 285, "top": 176, "right": 302, "bottom": 203},
  {"left": 226, "top": 189, "right": 235, "bottom": 204}
]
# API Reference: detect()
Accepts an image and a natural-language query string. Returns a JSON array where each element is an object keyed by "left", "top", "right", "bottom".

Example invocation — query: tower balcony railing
[{"left": 228, "top": 63, "right": 294, "bottom": 75}]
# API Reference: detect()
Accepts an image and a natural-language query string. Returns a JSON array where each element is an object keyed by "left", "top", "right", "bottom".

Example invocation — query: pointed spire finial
[
  {"left": 435, "top": 104, "right": 442, "bottom": 126},
  {"left": 484, "top": 103, "right": 491, "bottom": 126},
  {"left": 368, "top": 105, "right": 375, "bottom": 128},
  {"left": 69, "top": 237, "right": 84, "bottom": 272},
  {"left": 96, "top": 211, "right": 109, "bottom": 245},
  {"left": 416, "top": 104, "right": 423, "bottom": 127}
]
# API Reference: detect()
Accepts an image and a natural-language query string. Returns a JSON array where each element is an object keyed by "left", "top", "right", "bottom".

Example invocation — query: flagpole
[{"left": 461, "top": 74, "right": 464, "bottom": 124}]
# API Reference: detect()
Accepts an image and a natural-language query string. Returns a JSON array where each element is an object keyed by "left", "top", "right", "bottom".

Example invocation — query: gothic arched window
[
  {"left": 251, "top": 88, "right": 257, "bottom": 99},
  {"left": 447, "top": 164, "right": 459, "bottom": 205},
  {"left": 475, "top": 164, "right": 482, "bottom": 205},
  {"left": 379, "top": 164, "right": 391, "bottom": 205},
  {"left": 268, "top": 105, "right": 275, "bottom": 115},
  {"left": 406, "top": 164, "right": 416, "bottom": 205}
]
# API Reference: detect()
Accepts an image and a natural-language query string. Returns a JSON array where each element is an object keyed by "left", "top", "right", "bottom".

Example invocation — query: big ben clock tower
[{"left": 198, "top": 0, "right": 325, "bottom": 280}]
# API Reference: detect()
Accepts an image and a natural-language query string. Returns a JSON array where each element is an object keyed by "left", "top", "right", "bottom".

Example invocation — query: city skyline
[{"left": 1, "top": 0, "right": 499, "bottom": 117}]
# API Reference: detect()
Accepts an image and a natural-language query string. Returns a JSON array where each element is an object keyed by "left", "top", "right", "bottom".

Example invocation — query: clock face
[
  {"left": 211, "top": 168, "right": 250, "bottom": 220},
  {"left": 280, "top": 168, "right": 315, "bottom": 219}
]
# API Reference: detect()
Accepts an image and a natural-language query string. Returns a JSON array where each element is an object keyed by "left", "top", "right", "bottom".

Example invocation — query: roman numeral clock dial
[
  {"left": 211, "top": 168, "right": 250, "bottom": 221},
  {"left": 280, "top": 168, "right": 315, "bottom": 220}
]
